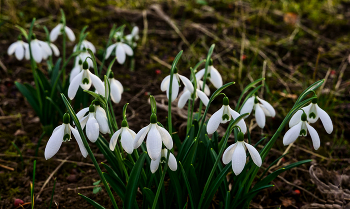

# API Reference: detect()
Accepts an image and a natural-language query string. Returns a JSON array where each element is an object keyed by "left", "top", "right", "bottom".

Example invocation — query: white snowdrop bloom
[
  {"left": 222, "top": 132, "right": 262, "bottom": 175},
  {"left": 23, "top": 37, "right": 44, "bottom": 63},
  {"left": 207, "top": 96, "right": 247, "bottom": 134},
  {"left": 125, "top": 26, "right": 139, "bottom": 47},
  {"left": 178, "top": 87, "right": 209, "bottom": 109},
  {"left": 195, "top": 60, "right": 223, "bottom": 89},
  {"left": 131, "top": 26, "right": 139, "bottom": 41},
  {"left": 7, "top": 38, "right": 28, "bottom": 61},
  {"left": 134, "top": 114, "right": 173, "bottom": 160},
  {"left": 109, "top": 119, "right": 136, "bottom": 154},
  {"left": 77, "top": 103, "right": 110, "bottom": 142},
  {"left": 283, "top": 112, "right": 321, "bottom": 150},
  {"left": 289, "top": 98, "right": 333, "bottom": 134},
  {"left": 45, "top": 113, "right": 87, "bottom": 160},
  {"left": 160, "top": 69, "right": 194, "bottom": 102},
  {"left": 75, "top": 48, "right": 93, "bottom": 68},
  {"left": 68, "top": 61, "right": 105, "bottom": 100},
  {"left": 37, "top": 40, "right": 60, "bottom": 59},
  {"left": 73, "top": 40, "right": 96, "bottom": 54},
  {"left": 197, "top": 80, "right": 210, "bottom": 96},
  {"left": 70, "top": 59, "right": 83, "bottom": 83},
  {"left": 105, "top": 42, "right": 133, "bottom": 64},
  {"left": 50, "top": 23, "right": 76, "bottom": 42},
  {"left": 108, "top": 72, "right": 124, "bottom": 104},
  {"left": 113, "top": 31, "right": 124, "bottom": 41},
  {"left": 240, "top": 95, "right": 276, "bottom": 129},
  {"left": 150, "top": 148, "right": 177, "bottom": 173}
]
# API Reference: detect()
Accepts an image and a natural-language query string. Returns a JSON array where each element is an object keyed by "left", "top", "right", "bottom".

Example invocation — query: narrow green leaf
[
  {"left": 143, "top": 188, "right": 158, "bottom": 209},
  {"left": 78, "top": 193, "right": 105, "bottom": 209},
  {"left": 15, "top": 25, "right": 28, "bottom": 39},
  {"left": 235, "top": 78, "right": 264, "bottom": 110},
  {"left": 179, "top": 162, "right": 196, "bottom": 209},
  {"left": 15, "top": 82, "right": 40, "bottom": 116}
]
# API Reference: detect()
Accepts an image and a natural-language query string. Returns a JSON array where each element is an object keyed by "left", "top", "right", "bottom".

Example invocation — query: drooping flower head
[
  {"left": 70, "top": 59, "right": 83, "bottom": 83},
  {"left": 207, "top": 96, "right": 247, "bottom": 134},
  {"left": 107, "top": 72, "right": 124, "bottom": 104},
  {"left": 7, "top": 35, "right": 28, "bottom": 61},
  {"left": 125, "top": 26, "right": 139, "bottom": 48},
  {"left": 74, "top": 40, "right": 96, "bottom": 54},
  {"left": 222, "top": 132, "right": 262, "bottom": 175},
  {"left": 105, "top": 31, "right": 133, "bottom": 64},
  {"left": 289, "top": 98, "right": 333, "bottom": 134},
  {"left": 150, "top": 148, "right": 177, "bottom": 173},
  {"left": 134, "top": 113, "right": 173, "bottom": 160},
  {"left": 178, "top": 84, "right": 209, "bottom": 109},
  {"left": 240, "top": 94, "right": 276, "bottom": 128},
  {"left": 45, "top": 113, "right": 87, "bottom": 160},
  {"left": 195, "top": 59, "right": 223, "bottom": 89},
  {"left": 50, "top": 21, "right": 76, "bottom": 42},
  {"left": 284, "top": 111, "right": 321, "bottom": 150},
  {"left": 68, "top": 60, "right": 105, "bottom": 100},
  {"left": 160, "top": 67, "right": 194, "bottom": 102}
]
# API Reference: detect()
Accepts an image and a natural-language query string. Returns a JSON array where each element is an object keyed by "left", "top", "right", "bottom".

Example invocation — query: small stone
[{"left": 66, "top": 174, "right": 78, "bottom": 183}]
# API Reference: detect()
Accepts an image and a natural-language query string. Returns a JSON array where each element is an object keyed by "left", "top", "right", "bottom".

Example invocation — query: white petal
[
  {"left": 255, "top": 105, "right": 266, "bottom": 128},
  {"left": 156, "top": 125, "right": 173, "bottom": 150},
  {"left": 50, "top": 43, "right": 60, "bottom": 56},
  {"left": 244, "top": 143, "right": 262, "bottom": 167},
  {"left": 195, "top": 69, "right": 205, "bottom": 80},
  {"left": 306, "top": 123, "right": 321, "bottom": 150},
  {"left": 79, "top": 116, "right": 89, "bottom": 129},
  {"left": 45, "top": 125, "right": 64, "bottom": 160},
  {"left": 65, "top": 26, "right": 76, "bottom": 41},
  {"left": 289, "top": 110, "right": 303, "bottom": 128},
  {"left": 228, "top": 107, "right": 247, "bottom": 134},
  {"left": 8, "top": 42, "right": 18, "bottom": 55},
  {"left": 39, "top": 41, "right": 52, "bottom": 56},
  {"left": 31, "top": 41, "right": 42, "bottom": 63},
  {"left": 89, "top": 71, "right": 105, "bottom": 97},
  {"left": 209, "top": 66, "right": 223, "bottom": 88},
  {"left": 160, "top": 75, "right": 170, "bottom": 92},
  {"left": 134, "top": 125, "right": 150, "bottom": 148},
  {"left": 105, "top": 44, "right": 116, "bottom": 59},
  {"left": 86, "top": 115, "right": 99, "bottom": 142},
  {"left": 257, "top": 97, "right": 275, "bottom": 117},
  {"left": 168, "top": 152, "right": 177, "bottom": 171},
  {"left": 240, "top": 97, "right": 255, "bottom": 117},
  {"left": 15, "top": 44, "right": 25, "bottom": 60},
  {"left": 68, "top": 71, "right": 83, "bottom": 99},
  {"left": 316, "top": 105, "right": 333, "bottom": 134},
  {"left": 167, "top": 76, "right": 179, "bottom": 102},
  {"left": 86, "top": 40, "right": 96, "bottom": 53},
  {"left": 146, "top": 124, "right": 162, "bottom": 160},
  {"left": 76, "top": 107, "right": 89, "bottom": 121},
  {"left": 95, "top": 106, "right": 109, "bottom": 134},
  {"left": 283, "top": 122, "right": 302, "bottom": 146},
  {"left": 207, "top": 106, "right": 224, "bottom": 134},
  {"left": 122, "top": 43, "right": 133, "bottom": 56},
  {"left": 70, "top": 125, "right": 88, "bottom": 158},
  {"left": 307, "top": 104, "right": 319, "bottom": 123},
  {"left": 50, "top": 24, "right": 62, "bottom": 42},
  {"left": 110, "top": 80, "right": 122, "bottom": 103},
  {"left": 178, "top": 75, "right": 194, "bottom": 93},
  {"left": 121, "top": 128, "right": 134, "bottom": 154},
  {"left": 232, "top": 142, "right": 246, "bottom": 175},
  {"left": 24, "top": 44, "right": 30, "bottom": 60},
  {"left": 178, "top": 90, "right": 191, "bottom": 109},
  {"left": 116, "top": 44, "right": 126, "bottom": 64},
  {"left": 113, "top": 79, "right": 124, "bottom": 93},
  {"left": 109, "top": 129, "right": 121, "bottom": 151},
  {"left": 196, "top": 89, "right": 209, "bottom": 106},
  {"left": 222, "top": 143, "right": 236, "bottom": 164},
  {"left": 132, "top": 26, "right": 139, "bottom": 36},
  {"left": 70, "top": 65, "right": 81, "bottom": 83},
  {"left": 150, "top": 156, "right": 161, "bottom": 173}
]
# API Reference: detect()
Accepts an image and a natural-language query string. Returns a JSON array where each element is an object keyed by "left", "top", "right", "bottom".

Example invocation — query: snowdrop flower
[
  {"left": 73, "top": 40, "right": 96, "bottom": 53},
  {"left": 50, "top": 22, "right": 76, "bottom": 42},
  {"left": 23, "top": 36, "right": 44, "bottom": 63},
  {"left": 134, "top": 113, "right": 173, "bottom": 160},
  {"left": 207, "top": 96, "right": 247, "bottom": 134},
  {"left": 37, "top": 40, "right": 60, "bottom": 59},
  {"left": 70, "top": 59, "right": 83, "bottom": 83},
  {"left": 45, "top": 113, "right": 87, "bottom": 160},
  {"left": 105, "top": 41, "right": 133, "bottom": 64},
  {"left": 289, "top": 98, "right": 333, "bottom": 134},
  {"left": 109, "top": 118, "right": 136, "bottom": 154},
  {"left": 240, "top": 95, "right": 276, "bottom": 128},
  {"left": 195, "top": 59, "right": 223, "bottom": 89},
  {"left": 283, "top": 111, "right": 320, "bottom": 150},
  {"left": 77, "top": 103, "right": 110, "bottom": 142},
  {"left": 7, "top": 36, "right": 28, "bottom": 60},
  {"left": 150, "top": 149, "right": 177, "bottom": 173},
  {"left": 108, "top": 72, "right": 124, "bottom": 104},
  {"left": 160, "top": 68, "right": 194, "bottom": 102},
  {"left": 68, "top": 61, "right": 105, "bottom": 100},
  {"left": 222, "top": 132, "right": 262, "bottom": 175},
  {"left": 125, "top": 26, "right": 139, "bottom": 47},
  {"left": 178, "top": 87, "right": 209, "bottom": 109},
  {"left": 75, "top": 48, "right": 93, "bottom": 68},
  {"left": 197, "top": 79, "right": 210, "bottom": 96}
]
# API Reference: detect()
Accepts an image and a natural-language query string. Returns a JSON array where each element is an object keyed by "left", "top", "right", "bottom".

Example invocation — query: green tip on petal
[
  {"left": 223, "top": 96, "right": 229, "bottom": 105},
  {"left": 237, "top": 132, "right": 244, "bottom": 142},
  {"left": 312, "top": 98, "right": 318, "bottom": 104},
  {"left": 301, "top": 112, "right": 307, "bottom": 121},
  {"left": 63, "top": 113, "right": 70, "bottom": 124},
  {"left": 83, "top": 61, "right": 89, "bottom": 70},
  {"left": 89, "top": 104, "right": 95, "bottom": 113},
  {"left": 109, "top": 72, "right": 114, "bottom": 78},
  {"left": 150, "top": 113, "right": 157, "bottom": 123},
  {"left": 63, "top": 134, "right": 70, "bottom": 142}
]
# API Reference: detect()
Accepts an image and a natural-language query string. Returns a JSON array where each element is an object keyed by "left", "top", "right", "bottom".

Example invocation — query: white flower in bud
[
  {"left": 161, "top": 71, "right": 194, "bottom": 102},
  {"left": 50, "top": 23, "right": 76, "bottom": 42},
  {"left": 8, "top": 40, "right": 28, "bottom": 61},
  {"left": 73, "top": 40, "right": 96, "bottom": 54},
  {"left": 240, "top": 95, "right": 276, "bottom": 128},
  {"left": 222, "top": 132, "right": 262, "bottom": 175},
  {"left": 150, "top": 149, "right": 177, "bottom": 173},
  {"left": 196, "top": 63, "right": 223, "bottom": 89},
  {"left": 207, "top": 97, "right": 247, "bottom": 134},
  {"left": 45, "top": 113, "right": 87, "bottom": 160}
]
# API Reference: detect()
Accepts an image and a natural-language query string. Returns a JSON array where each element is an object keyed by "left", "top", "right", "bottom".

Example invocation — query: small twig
[
  {"left": 67, "top": 185, "right": 97, "bottom": 191},
  {"left": 141, "top": 10, "right": 148, "bottom": 47},
  {"left": 151, "top": 55, "right": 172, "bottom": 69},
  {"left": 0, "top": 163, "right": 15, "bottom": 171},
  {"left": 0, "top": 58, "right": 8, "bottom": 73}
]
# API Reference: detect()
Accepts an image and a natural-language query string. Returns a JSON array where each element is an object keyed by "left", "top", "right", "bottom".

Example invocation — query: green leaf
[
  {"left": 179, "top": 162, "right": 196, "bottom": 209},
  {"left": 236, "top": 78, "right": 264, "bottom": 110},
  {"left": 15, "top": 82, "right": 40, "bottom": 117},
  {"left": 15, "top": 25, "right": 28, "bottom": 39},
  {"left": 93, "top": 180, "right": 101, "bottom": 186},
  {"left": 124, "top": 152, "right": 147, "bottom": 209},
  {"left": 150, "top": 95, "right": 157, "bottom": 114},
  {"left": 295, "top": 79, "right": 324, "bottom": 105},
  {"left": 143, "top": 188, "right": 158, "bottom": 209},
  {"left": 93, "top": 186, "right": 102, "bottom": 194},
  {"left": 103, "top": 173, "right": 126, "bottom": 200},
  {"left": 237, "top": 84, "right": 263, "bottom": 112},
  {"left": 78, "top": 193, "right": 105, "bottom": 209},
  {"left": 167, "top": 170, "right": 183, "bottom": 207},
  {"left": 50, "top": 58, "right": 62, "bottom": 87},
  {"left": 87, "top": 49, "right": 99, "bottom": 76}
]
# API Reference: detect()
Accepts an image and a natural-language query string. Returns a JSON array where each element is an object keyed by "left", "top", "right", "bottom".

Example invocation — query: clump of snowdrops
[{"left": 9, "top": 10, "right": 332, "bottom": 209}]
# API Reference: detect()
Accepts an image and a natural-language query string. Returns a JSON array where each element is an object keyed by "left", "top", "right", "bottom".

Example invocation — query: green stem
[
  {"left": 62, "top": 29, "right": 66, "bottom": 86},
  {"left": 114, "top": 147, "right": 129, "bottom": 182}
]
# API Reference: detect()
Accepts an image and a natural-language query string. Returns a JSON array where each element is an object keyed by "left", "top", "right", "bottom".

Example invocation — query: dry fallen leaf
[{"left": 14, "top": 129, "right": 26, "bottom": 136}]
